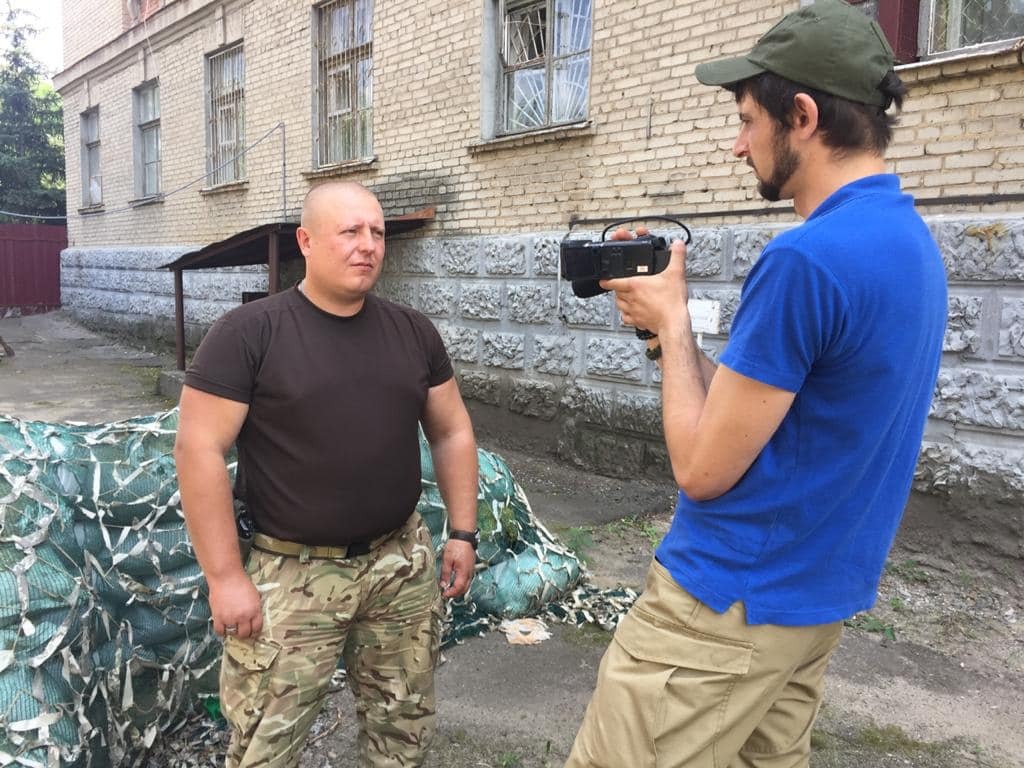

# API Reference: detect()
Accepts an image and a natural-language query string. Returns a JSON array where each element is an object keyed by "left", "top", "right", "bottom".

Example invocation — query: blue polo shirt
[{"left": 656, "top": 174, "right": 947, "bottom": 625}]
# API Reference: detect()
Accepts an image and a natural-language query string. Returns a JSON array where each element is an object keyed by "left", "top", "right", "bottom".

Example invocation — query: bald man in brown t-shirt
[{"left": 174, "top": 182, "right": 479, "bottom": 768}]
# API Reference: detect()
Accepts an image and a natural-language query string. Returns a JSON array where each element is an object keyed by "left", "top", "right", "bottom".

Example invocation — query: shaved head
[{"left": 300, "top": 181, "right": 381, "bottom": 231}]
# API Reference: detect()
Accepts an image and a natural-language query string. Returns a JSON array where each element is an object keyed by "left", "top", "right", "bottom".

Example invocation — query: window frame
[
  {"left": 312, "top": 0, "right": 374, "bottom": 169},
  {"left": 205, "top": 42, "right": 246, "bottom": 186},
  {"left": 497, "top": 0, "right": 593, "bottom": 136},
  {"left": 133, "top": 80, "right": 162, "bottom": 199},
  {"left": 846, "top": 0, "right": 1024, "bottom": 63},
  {"left": 80, "top": 107, "right": 102, "bottom": 208}
]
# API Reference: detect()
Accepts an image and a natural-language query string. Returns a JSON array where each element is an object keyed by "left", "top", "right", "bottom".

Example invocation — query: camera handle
[
  {"left": 599, "top": 216, "right": 691, "bottom": 245},
  {"left": 599, "top": 217, "right": 692, "bottom": 341}
]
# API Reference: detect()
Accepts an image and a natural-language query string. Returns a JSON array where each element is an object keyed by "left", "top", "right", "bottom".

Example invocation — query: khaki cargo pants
[
  {"left": 566, "top": 560, "right": 842, "bottom": 768},
  {"left": 220, "top": 512, "right": 443, "bottom": 768}
]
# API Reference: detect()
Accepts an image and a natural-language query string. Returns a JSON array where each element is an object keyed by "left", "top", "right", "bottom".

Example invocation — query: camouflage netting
[{"left": 0, "top": 409, "right": 626, "bottom": 766}]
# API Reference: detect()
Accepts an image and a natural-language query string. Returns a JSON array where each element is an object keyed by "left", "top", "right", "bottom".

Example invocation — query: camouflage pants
[{"left": 220, "top": 512, "right": 443, "bottom": 768}]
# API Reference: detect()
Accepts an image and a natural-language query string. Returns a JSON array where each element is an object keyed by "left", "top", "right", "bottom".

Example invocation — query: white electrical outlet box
[{"left": 688, "top": 299, "right": 721, "bottom": 336}]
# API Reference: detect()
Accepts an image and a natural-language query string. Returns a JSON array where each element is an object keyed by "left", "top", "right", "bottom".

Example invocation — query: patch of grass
[
  {"left": 886, "top": 558, "right": 931, "bottom": 584},
  {"left": 564, "top": 622, "right": 612, "bottom": 649},
  {"left": 813, "top": 715, "right": 986, "bottom": 768},
  {"left": 606, "top": 515, "right": 663, "bottom": 546},
  {"left": 856, "top": 724, "right": 949, "bottom": 757},
  {"left": 559, "top": 526, "right": 594, "bottom": 564},
  {"left": 888, "top": 596, "right": 907, "bottom": 613},
  {"left": 499, "top": 752, "right": 523, "bottom": 768},
  {"left": 844, "top": 613, "right": 897, "bottom": 641}
]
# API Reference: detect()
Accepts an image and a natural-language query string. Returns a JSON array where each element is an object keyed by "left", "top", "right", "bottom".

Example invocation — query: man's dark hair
[{"left": 730, "top": 71, "right": 907, "bottom": 155}]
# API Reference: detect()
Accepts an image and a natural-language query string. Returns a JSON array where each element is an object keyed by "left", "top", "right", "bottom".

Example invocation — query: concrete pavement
[{"left": 1, "top": 311, "right": 1021, "bottom": 768}]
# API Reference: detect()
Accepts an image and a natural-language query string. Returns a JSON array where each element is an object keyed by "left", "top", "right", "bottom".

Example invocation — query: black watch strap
[{"left": 448, "top": 528, "right": 479, "bottom": 549}]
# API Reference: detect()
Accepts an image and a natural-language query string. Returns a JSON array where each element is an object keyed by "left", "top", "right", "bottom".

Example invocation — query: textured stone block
[
  {"left": 482, "top": 332, "right": 525, "bottom": 369},
  {"left": 60, "top": 246, "right": 197, "bottom": 271},
  {"left": 615, "top": 393, "right": 663, "bottom": 437},
  {"left": 483, "top": 238, "right": 527, "bottom": 275},
  {"left": 437, "top": 322, "right": 479, "bottom": 362},
  {"left": 509, "top": 379, "right": 560, "bottom": 419},
  {"left": 457, "top": 370, "right": 502, "bottom": 406},
  {"left": 935, "top": 220, "right": 1024, "bottom": 281},
  {"left": 945, "top": 295, "right": 983, "bottom": 355},
  {"left": 686, "top": 227, "right": 725, "bottom": 278},
  {"left": 531, "top": 236, "right": 561, "bottom": 277},
  {"left": 508, "top": 284, "right": 556, "bottom": 324},
  {"left": 999, "top": 299, "right": 1024, "bottom": 359},
  {"left": 585, "top": 337, "right": 644, "bottom": 381},
  {"left": 689, "top": 288, "right": 741, "bottom": 335},
  {"left": 417, "top": 281, "right": 455, "bottom": 316},
  {"left": 531, "top": 335, "right": 577, "bottom": 375},
  {"left": 561, "top": 382, "right": 616, "bottom": 427},
  {"left": 732, "top": 228, "right": 776, "bottom": 279},
  {"left": 575, "top": 427, "right": 646, "bottom": 478},
  {"left": 915, "top": 441, "right": 1024, "bottom": 504},
  {"left": 399, "top": 240, "right": 437, "bottom": 275},
  {"left": 438, "top": 239, "right": 481, "bottom": 275},
  {"left": 376, "top": 278, "right": 416, "bottom": 308},
  {"left": 558, "top": 286, "right": 613, "bottom": 327},
  {"left": 459, "top": 284, "right": 502, "bottom": 320},
  {"left": 931, "top": 369, "right": 1024, "bottom": 430}
]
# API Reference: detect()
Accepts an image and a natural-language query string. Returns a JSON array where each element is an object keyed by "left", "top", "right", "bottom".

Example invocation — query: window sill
[
  {"left": 200, "top": 181, "right": 249, "bottom": 196},
  {"left": 77, "top": 204, "right": 105, "bottom": 216},
  {"left": 129, "top": 195, "right": 164, "bottom": 208},
  {"left": 468, "top": 121, "right": 594, "bottom": 154},
  {"left": 897, "top": 40, "right": 1022, "bottom": 81},
  {"left": 302, "top": 156, "right": 378, "bottom": 180}
]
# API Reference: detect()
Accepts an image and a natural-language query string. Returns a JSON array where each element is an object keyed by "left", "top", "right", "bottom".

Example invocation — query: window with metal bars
[
  {"left": 206, "top": 44, "right": 246, "bottom": 185},
  {"left": 845, "top": 0, "right": 1024, "bottom": 61},
  {"left": 80, "top": 108, "right": 102, "bottom": 207},
  {"left": 133, "top": 82, "right": 161, "bottom": 198},
  {"left": 926, "top": 0, "right": 1024, "bottom": 54},
  {"left": 314, "top": 0, "right": 373, "bottom": 167},
  {"left": 501, "top": 0, "right": 592, "bottom": 134}
]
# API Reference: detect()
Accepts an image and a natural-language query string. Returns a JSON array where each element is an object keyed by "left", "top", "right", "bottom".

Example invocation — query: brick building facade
[{"left": 55, "top": 1, "right": 1024, "bottom": 547}]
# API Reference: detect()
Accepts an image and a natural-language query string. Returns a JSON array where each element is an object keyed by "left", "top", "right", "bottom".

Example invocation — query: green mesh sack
[{"left": 0, "top": 410, "right": 591, "bottom": 765}]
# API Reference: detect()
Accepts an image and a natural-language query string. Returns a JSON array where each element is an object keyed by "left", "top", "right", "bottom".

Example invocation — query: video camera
[{"left": 559, "top": 216, "right": 691, "bottom": 299}]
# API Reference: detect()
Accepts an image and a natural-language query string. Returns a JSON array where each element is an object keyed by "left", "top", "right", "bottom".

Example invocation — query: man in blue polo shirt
[{"left": 566, "top": 2, "right": 948, "bottom": 766}]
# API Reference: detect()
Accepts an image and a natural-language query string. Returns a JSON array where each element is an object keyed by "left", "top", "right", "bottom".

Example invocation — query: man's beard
[{"left": 754, "top": 129, "right": 800, "bottom": 202}]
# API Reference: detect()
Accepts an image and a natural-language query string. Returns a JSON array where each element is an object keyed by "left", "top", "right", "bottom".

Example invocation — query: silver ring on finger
[{"left": 224, "top": 625, "right": 238, "bottom": 635}]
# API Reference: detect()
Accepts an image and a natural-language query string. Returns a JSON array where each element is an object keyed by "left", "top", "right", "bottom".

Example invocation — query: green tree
[{"left": 0, "top": 6, "right": 65, "bottom": 223}]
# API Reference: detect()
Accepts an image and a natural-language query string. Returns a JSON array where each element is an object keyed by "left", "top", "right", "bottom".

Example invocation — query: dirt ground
[{"left": 2, "top": 311, "right": 1023, "bottom": 768}]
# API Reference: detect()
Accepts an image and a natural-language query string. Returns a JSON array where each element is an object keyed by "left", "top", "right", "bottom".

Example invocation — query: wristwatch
[{"left": 448, "top": 528, "right": 480, "bottom": 550}]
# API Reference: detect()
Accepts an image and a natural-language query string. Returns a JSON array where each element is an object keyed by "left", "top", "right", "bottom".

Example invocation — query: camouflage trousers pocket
[{"left": 220, "top": 635, "right": 282, "bottom": 725}]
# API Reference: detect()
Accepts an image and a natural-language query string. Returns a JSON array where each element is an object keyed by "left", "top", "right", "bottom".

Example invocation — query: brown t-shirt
[{"left": 184, "top": 287, "right": 453, "bottom": 545}]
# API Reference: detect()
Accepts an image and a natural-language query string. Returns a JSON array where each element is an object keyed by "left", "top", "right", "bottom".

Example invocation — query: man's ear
[
  {"left": 295, "top": 226, "right": 311, "bottom": 256},
  {"left": 790, "top": 93, "right": 820, "bottom": 139}
]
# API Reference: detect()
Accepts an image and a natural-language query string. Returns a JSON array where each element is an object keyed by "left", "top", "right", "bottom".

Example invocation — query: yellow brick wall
[
  {"left": 58, "top": 0, "right": 1024, "bottom": 247},
  {"left": 63, "top": 0, "right": 124, "bottom": 69}
]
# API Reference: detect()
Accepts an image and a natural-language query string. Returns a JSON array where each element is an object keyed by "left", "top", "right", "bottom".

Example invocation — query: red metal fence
[{"left": 0, "top": 223, "right": 67, "bottom": 315}]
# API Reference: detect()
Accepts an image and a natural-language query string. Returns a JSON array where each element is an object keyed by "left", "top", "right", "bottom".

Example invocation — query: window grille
[
  {"left": 928, "top": 0, "right": 1024, "bottom": 54},
  {"left": 81, "top": 109, "right": 102, "bottom": 207},
  {"left": 135, "top": 82, "right": 161, "bottom": 197},
  {"left": 501, "top": 0, "right": 591, "bottom": 134},
  {"left": 207, "top": 45, "right": 246, "bottom": 185},
  {"left": 315, "top": 0, "right": 373, "bottom": 167}
]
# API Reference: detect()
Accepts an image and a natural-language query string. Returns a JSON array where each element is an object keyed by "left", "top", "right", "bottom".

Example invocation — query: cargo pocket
[
  {"left": 219, "top": 635, "right": 282, "bottom": 732},
  {"left": 613, "top": 608, "right": 753, "bottom": 764}
]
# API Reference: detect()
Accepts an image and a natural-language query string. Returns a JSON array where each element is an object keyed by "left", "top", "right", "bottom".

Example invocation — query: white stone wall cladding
[
  {"left": 60, "top": 247, "right": 268, "bottom": 346},
  {"left": 381, "top": 216, "right": 1024, "bottom": 507}
]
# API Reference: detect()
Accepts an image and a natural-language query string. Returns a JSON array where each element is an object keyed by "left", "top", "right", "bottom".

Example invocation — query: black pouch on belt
[{"left": 234, "top": 498, "right": 255, "bottom": 563}]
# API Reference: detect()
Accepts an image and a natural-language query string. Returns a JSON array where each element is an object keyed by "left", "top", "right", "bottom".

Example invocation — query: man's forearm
[
  {"left": 657, "top": 316, "right": 711, "bottom": 486},
  {"left": 175, "top": 447, "right": 247, "bottom": 582}
]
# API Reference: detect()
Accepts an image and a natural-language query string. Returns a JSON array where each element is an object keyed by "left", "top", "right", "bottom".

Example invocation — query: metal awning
[{"left": 164, "top": 206, "right": 435, "bottom": 370}]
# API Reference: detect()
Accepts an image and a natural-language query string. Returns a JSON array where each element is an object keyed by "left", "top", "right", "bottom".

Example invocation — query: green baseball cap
[{"left": 694, "top": 0, "right": 895, "bottom": 107}]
